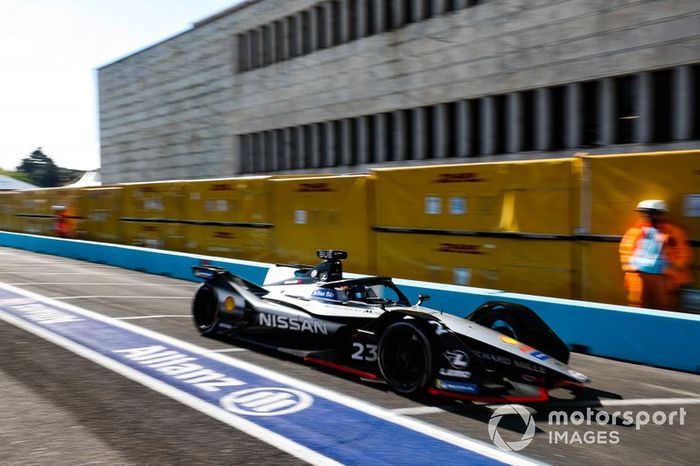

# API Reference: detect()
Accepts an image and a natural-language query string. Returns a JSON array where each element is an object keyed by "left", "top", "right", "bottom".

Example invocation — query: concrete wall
[{"left": 99, "top": 0, "right": 700, "bottom": 183}]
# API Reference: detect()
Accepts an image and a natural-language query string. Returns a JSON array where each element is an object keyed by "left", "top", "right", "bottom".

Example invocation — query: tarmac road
[{"left": 0, "top": 246, "right": 698, "bottom": 465}]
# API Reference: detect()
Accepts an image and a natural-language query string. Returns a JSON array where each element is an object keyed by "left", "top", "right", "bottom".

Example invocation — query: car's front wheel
[{"left": 378, "top": 321, "right": 432, "bottom": 396}]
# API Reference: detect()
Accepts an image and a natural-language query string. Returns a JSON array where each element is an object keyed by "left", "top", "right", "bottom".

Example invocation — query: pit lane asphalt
[{"left": 1, "top": 246, "right": 698, "bottom": 465}]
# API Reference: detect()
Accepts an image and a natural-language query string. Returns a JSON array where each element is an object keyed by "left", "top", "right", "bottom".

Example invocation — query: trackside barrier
[{"left": 1, "top": 231, "right": 698, "bottom": 374}]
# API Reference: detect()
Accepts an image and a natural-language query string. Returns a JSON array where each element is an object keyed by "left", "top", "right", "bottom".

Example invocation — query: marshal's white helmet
[{"left": 636, "top": 199, "right": 668, "bottom": 212}]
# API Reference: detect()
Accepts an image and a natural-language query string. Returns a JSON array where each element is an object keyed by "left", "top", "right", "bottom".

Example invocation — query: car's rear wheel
[
  {"left": 378, "top": 321, "right": 432, "bottom": 396},
  {"left": 192, "top": 283, "right": 219, "bottom": 336}
]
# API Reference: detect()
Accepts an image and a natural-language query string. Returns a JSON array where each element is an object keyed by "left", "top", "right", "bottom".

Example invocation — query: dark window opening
[
  {"left": 384, "top": 0, "right": 392, "bottom": 31},
  {"left": 403, "top": 109, "right": 414, "bottom": 160},
  {"left": 334, "top": 121, "right": 344, "bottom": 166},
  {"left": 550, "top": 86, "right": 565, "bottom": 150},
  {"left": 368, "top": 115, "right": 377, "bottom": 163},
  {"left": 288, "top": 16, "right": 299, "bottom": 58},
  {"left": 263, "top": 26, "right": 273, "bottom": 66},
  {"left": 581, "top": 80, "right": 599, "bottom": 147},
  {"left": 385, "top": 113, "right": 395, "bottom": 161},
  {"left": 446, "top": 102, "right": 458, "bottom": 157},
  {"left": 425, "top": 106, "right": 435, "bottom": 159},
  {"left": 316, "top": 6, "right": 327, "bottom": 49},
  {"left": 615, "top": 75, "right": 637, "bottom": 144},
  {"left": 652, "top": 69, "right": 672, "bottom": 143},
  {"left": 494, "top": 95, "right": 507, "bottom": 154},
  {"left": 302, "top": 11, "right": 312, "bottom": 55},
  {"left": 469, "top": 99, "right": 482, "bottom": 156},
  {"left": 403, "top": 0, "right": 414, "bottom": 23},
  {"left": 365, "top": 0, "right": 374, "bottom": 36},
  {"left": 249, "top": 30, "right": 260, "bottom": 68},
  {"left": 349, "top": 118, "right": 359, "bottom": 165},
  {"left": 332, "top": 1, "right": 343, "bottom": 45},
  {"left": 274, "top": 21, "right": 284, "bottom": 62},
  {"left": 303, "top": 125, "right": 313, "bottom": 168},
  {"left": 237, "top": 34, "right": 248, "bottom": 72},
  {"left": 423, "top": 0, "right": 433, "bottom": 19},
  {"left": 522, "top": 90, "right": 535, "bottom": 151},
  {"left": 349, "top": 0, "right": 359, "bottom": 41}
]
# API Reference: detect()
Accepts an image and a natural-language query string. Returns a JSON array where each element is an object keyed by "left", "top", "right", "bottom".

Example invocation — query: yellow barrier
[
  {"left": 271, "top": 175, "right": 372, "bottom": 274},
  {"left": 120, "top": 181, "right": 186, "bottom": 250},
  {"left": 15, "top": 190, "right": 52, "bottom": 235},
  {"left": 182, "top": 177, "right": 273, "bottom": 262},
  {"left": 581, "top": 150, "right": 700, "bottom": 237},
  {"left": 373, "top": 158, "right": 576, "bottom": 235},
  {"left": 375, "top": 233, "right": 574, "bottom": 298},
  {"left": 578, "top": 151, "right": 700, "bottom": 304},
  {"left": 84, "top": 187, "right": 123, "bottom": 243},
  {"left": 0, "top": 191, "right": 22, "bottom": 232}
]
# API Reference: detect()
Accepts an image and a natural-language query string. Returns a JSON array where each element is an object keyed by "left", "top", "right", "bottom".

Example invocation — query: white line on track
[
  {"left": 9, "top": 283, "right": 195, "bottom": 287},
  {"left": 52, "top": 296, "right": 191, "bottom": 300},
  {"left": 0, "top": 306, "right": 341, "bottom": 466},
  {"left": 392, "top": 406, "right": 446, "bottom": 416},
  {"left": 210, "top": 348, "right": 250, "bottom": 353},
  {"left": 115, "top": 315, "right": 192, "bottom": 320},
  {"left": 506, "top": 398, "right": 700, "bottom": 410},
  {"left": 0, "top": 272, "right": 133, "bottom": 276},
  {"left": 642, "top": 383, "right": 700, "bottom": 398},
  {"left": 0, "top": 282, "right": 538, "bottom": 466}
]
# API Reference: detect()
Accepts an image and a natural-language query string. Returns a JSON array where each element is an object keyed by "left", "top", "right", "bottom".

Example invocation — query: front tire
[
  {"left": 192, "top": 283, "right": 219, "bottom": 336},
  {"left": 378, "top": 321, "right": 433, "bottom": 396}
]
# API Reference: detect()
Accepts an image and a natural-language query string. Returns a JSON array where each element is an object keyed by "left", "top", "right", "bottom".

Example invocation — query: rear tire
[
  {"left": 378, "top": 321, "right": 432, "bottom": 396},
  {"left": 192, "top": 283, "right": 219, "bottom": 336}
]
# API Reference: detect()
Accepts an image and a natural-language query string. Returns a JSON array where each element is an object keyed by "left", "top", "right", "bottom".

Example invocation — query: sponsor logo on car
[
  {"left": 498, "top": 335, "right": 551, "bottom": 362},
  {"left": 258, "top": 313, "right": 328, "bottom": 334},
  {"left": 472, "top": 350, "right": 546, "bottom": 374},
  {"left": 443, "top": 350, "right": 470, "bottom": 369},
  {"left": 438, "top": 368, "right": 472, "bottom": 379},
  {"left": 311, "top": 289, "right": 339, "bottom": 301},
  {"left": 435, "top": 379, "right": 479, "bottom": 394}
]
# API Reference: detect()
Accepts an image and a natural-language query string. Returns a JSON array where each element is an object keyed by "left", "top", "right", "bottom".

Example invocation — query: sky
[{"left": 0, "top": 0, "right": 245, "bottom": 172}]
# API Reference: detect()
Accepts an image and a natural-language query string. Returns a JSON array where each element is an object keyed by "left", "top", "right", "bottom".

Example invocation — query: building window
[
  {"left": 274, "top": 20, "right": 285, "bottom": 62},
  {"left": 250, "top": 29, "right": 261, "bottom": 69},
  {"left": 652, "top": 69, "right": 672, "bottom": 143},
  {"left": 237, "top": 34, "right": 249, "bottom": 72},
  {"left": 522, "top": 90, "right": 535, "bottom": 151},
  {"left": 580, "top": 80, "right": 598, "bottom": 147},
  {"left": 262, "top": 25, "right": 272, "bottom": 66},
  {"left": 615, "top": 75, "right": 637, "bottom": 144},
  {"left": 550, "top": 85, "right": 565, "bottom": 150},
  {"left": 302, "top": 11, "right": 313, "bottom": 55},
  {"left": 494, "top": 94, "right": 507, "bottom": 154},
  {"left": 469, "top": 99, "right": 482, "bottom": 156},
  {"left": 332, "top": 1, "right": 343, "bottom": 46},
  {"left": 316, "top": 5, "right": 327, "bottom": 49}
]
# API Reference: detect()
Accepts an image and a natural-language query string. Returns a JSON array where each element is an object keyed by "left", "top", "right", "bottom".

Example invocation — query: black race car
[{"left": 191, "top": 250, "right": 589, "bottom": 402}]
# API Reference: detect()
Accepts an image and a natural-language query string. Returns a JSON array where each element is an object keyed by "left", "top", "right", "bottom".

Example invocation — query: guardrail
[{"left": 2, "top": 231, "right": 698, "bottom": 374}]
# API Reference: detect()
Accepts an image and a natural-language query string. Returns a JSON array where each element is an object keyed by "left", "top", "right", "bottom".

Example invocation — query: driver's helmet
[{"left": 346, "top": 285, "right": 368, "bottom": 301}]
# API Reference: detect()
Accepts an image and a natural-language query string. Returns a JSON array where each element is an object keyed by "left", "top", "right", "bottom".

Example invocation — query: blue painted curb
[{"left": 2, "top": 231, "right": 698, "bottom": 374}]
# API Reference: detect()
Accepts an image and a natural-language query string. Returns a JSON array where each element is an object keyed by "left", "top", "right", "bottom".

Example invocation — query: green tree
[{"left": 16, "top": 148, "right": 60, "bottom": 187}]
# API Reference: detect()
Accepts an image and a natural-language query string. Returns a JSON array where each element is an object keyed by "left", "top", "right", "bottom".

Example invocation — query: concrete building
[{"left": 98, "top": 0, "right": 700, "bottom": 183}]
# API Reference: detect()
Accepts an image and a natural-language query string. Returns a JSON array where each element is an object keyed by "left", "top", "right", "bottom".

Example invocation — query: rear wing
[
  {"left": 192, "top": 264, "right": 227, "bottom": 280},
  {"left": 192, "top": 263, "right": 269, "bottom": 297}
]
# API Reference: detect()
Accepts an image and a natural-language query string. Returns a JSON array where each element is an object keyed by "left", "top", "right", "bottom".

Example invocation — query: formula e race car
[{"left": 191, "top": 250, "right": 589, "bottom": 402}]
